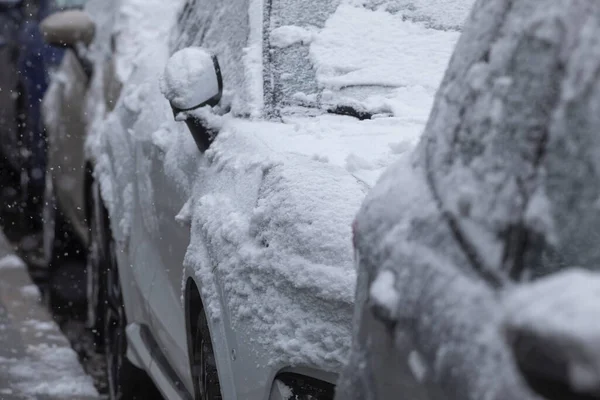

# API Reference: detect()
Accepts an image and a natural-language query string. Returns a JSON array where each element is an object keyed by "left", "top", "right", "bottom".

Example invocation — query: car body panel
[
  {"left": 43, "top": 50, "right": 90, "bottom": 240},
  {"left": 42, "top": 0, "right": 122, "bottom": 247},
  {"left": 140, "top": 135, "right": 193, "bottom": 393}
]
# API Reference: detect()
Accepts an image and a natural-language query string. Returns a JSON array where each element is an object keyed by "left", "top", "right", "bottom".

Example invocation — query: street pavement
[{"left": 0, "top": 231, "right": 98, "bottom": 400}]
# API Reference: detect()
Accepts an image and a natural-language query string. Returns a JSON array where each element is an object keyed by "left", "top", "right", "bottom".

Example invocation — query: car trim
[{"left": 126, "top": 322, "right": 193, "bottom": 400}]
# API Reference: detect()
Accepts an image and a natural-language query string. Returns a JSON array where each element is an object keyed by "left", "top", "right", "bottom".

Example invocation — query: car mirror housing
[
  {"left": 40, "top": 10, "right": 95, "bottom": 47},
  {"left": 161, "top": 47, "right": 223, "bottom": 114}
]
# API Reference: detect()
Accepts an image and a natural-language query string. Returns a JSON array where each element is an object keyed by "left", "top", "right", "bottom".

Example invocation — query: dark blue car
[{"left": 0, "top": 0, "right": 87, "bottom": 230}]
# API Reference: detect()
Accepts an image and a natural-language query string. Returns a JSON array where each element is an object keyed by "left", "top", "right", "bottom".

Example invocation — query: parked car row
[
  {"left": 25, "top": 0, "right": 593, "bottom": 399},
  {"left": 0, "top": 0, "right": 88, "bottom": 238},
  {"left": 38, "top": 0, "right": 461, "bottom": 398}
]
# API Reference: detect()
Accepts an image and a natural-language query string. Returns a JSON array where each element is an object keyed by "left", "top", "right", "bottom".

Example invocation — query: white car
[{"left": 41, "top": 0, "right": 469, "bottom": 398}]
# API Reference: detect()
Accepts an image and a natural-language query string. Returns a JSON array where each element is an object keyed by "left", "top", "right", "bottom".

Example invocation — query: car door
[{"left": 140, "top": 0, "right": 252, "bottom": 391}]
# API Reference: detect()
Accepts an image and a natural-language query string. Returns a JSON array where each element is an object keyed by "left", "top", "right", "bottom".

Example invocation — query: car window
[
  {"left": 265, "top": 0, "right": 338, "bottom": 115},
  {"left": 171, "top": 0, "right": 250, "bottom": 114},
  {"left": 52, "top": 0, "right": 88, "bottom": 9}
]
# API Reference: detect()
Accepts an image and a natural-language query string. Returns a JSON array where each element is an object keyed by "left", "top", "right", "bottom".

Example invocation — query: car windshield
[{"left": 266, "top": 0, "right": 467, "bottom": 119}]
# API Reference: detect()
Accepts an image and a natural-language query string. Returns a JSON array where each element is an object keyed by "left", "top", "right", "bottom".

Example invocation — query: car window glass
[{"left": 171, "top": 0, "right": 250, "bottom": 114}]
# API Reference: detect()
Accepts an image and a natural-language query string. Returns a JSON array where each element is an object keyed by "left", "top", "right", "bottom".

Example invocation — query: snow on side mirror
[
  {"left": 161, "top": 47, "right": 223, "bottom": 153},
  {"left": 40, "top": 10, "right": 95, "bottom": 47},
  {"left": 161, "top": 47, "right": 223, "bottom": 115}
]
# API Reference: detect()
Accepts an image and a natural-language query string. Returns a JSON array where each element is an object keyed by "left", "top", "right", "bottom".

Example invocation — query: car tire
[
  {"left": 101, "top": 211, "right": 161, "bottom": 400},
  {"left": 192, "top": 310, "right": 223, "bottom": 400},
  {"left": 86, "top": 180, "right": 107, "bottom": 348},
  {"left": 41, "top": 171, "right": 79, "bottom": 311}
]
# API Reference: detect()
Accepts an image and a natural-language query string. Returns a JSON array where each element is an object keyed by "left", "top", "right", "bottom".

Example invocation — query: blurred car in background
[
  {"left": 0, "top": 0, "right": 23, "bottom": 187},
  {"left": 0, "top": 0, "right": 88, "bottom": 239}
]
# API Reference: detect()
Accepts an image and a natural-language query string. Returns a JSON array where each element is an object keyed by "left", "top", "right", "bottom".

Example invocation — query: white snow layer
[
  {"left": 310, "top": 4, "right": 460, "bottom": 92},
  {"left": 369, "top": 269, "right": 399, "bottom": 316},
  {"left": 6, "top": 345, "right": 97, "bottom": 397},
  {"left": 503, "top": 269, "right": 600, "bottom": 394},
  {"left": 271, "top": 25, "right": 317, "bottom": 48},
  {"left": 85, "top": 0, "right": 469, "bottom": 372},
  {"left": 160, "top": 47, "right": 220, "bottom": 110}
]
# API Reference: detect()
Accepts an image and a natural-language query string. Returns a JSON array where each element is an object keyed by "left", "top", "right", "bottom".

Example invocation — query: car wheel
[
  {"left": 103, "top": 233, "right": 161, "bottom": 400},
  {"left": 192, "top": 311, "right": 222, "bottom": 400},
  {"left": 87, "top": 181, "right": 106, "bottom": 347}
]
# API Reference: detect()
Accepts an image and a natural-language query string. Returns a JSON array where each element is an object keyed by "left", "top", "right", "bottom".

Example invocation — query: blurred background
[{"left": 0, "top": 0, "right": 106, "bottom": 393}]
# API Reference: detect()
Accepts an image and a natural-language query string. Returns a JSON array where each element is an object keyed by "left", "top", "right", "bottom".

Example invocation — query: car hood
[{"left": 175, "top": 113, "right": 422, "bottom": 371}]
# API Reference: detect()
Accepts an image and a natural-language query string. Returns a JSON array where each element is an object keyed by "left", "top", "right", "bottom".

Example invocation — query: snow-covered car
[
  {"left": 41, "top": 0, "right": 472, "bottom": 398},
  {"left": 338, "top": 1, "right": 600, "bottom": 400},
  {"left": 39, "top": 4, "right": 119, "bottom": 294}
]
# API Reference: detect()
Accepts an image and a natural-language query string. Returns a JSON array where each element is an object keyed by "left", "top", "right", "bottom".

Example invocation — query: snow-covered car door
[{"left": 142, "top": 0, "right": 253, "bottom": 389}]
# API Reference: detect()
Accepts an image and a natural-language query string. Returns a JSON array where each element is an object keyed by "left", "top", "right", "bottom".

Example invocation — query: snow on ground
[
  {"left": 5, "top": 345, "right": 97, "bottom": 397},
  {"left": 0, "top": 233, "right": 98, "bottom": 399},
  {"left": 87, "top": 0, "right": 474, "bottom": 372}
]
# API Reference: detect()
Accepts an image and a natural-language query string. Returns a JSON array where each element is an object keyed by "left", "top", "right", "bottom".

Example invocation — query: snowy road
[{"left": 0, "top": 233, "right": 98, "bottom": 400}]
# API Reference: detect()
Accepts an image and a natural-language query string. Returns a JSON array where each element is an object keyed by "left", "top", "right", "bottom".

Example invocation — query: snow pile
[
  {"left": 503, "top": 269, "right": 600, "bottom": 395},
  {"left": 182, "top": 125, "right": 364, "bottom": 368},
  {"left": 7, "top": 344, "right": 97, "bottom": 397}
]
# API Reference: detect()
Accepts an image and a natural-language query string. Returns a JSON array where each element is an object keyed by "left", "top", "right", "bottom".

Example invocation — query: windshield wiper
[{"left": 327, "top": 105, "right": 373, "bottom": 121}]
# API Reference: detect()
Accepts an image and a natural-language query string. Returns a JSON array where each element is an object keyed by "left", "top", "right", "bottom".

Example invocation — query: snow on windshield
[
  {"left": 269, "top": 0, "right": 471, "bottom": 116},
  {"left": 310, "top": 5, "right": 460, "bottom": 97}
]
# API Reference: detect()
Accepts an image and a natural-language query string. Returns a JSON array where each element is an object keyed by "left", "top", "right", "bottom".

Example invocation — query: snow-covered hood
[{"left": 180, "top": 113, "right": 424, "bottom": 369}]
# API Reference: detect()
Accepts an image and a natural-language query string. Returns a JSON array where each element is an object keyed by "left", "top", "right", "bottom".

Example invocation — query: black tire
[
  {"left": 41, "top": 171, "right": 83, "bottom": 313},
  {"left": 192, "top": 311, "right": 223, "bottom": 400},
  {"left": 102, "top": 216, "right": 161, "bottom": 400}
]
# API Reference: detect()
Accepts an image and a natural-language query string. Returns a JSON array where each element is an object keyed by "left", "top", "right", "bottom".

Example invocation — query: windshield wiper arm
[{"left": 327, "top": 105, "right": 373, "bottom": 121}]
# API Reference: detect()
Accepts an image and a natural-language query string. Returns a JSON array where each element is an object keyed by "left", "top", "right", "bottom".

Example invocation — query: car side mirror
[
  {"left": 161, "top": 47, "right": 223, "bottom": 152},
  {"left": 40, "top": 10, "right": 95, "bottom": 47}
]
